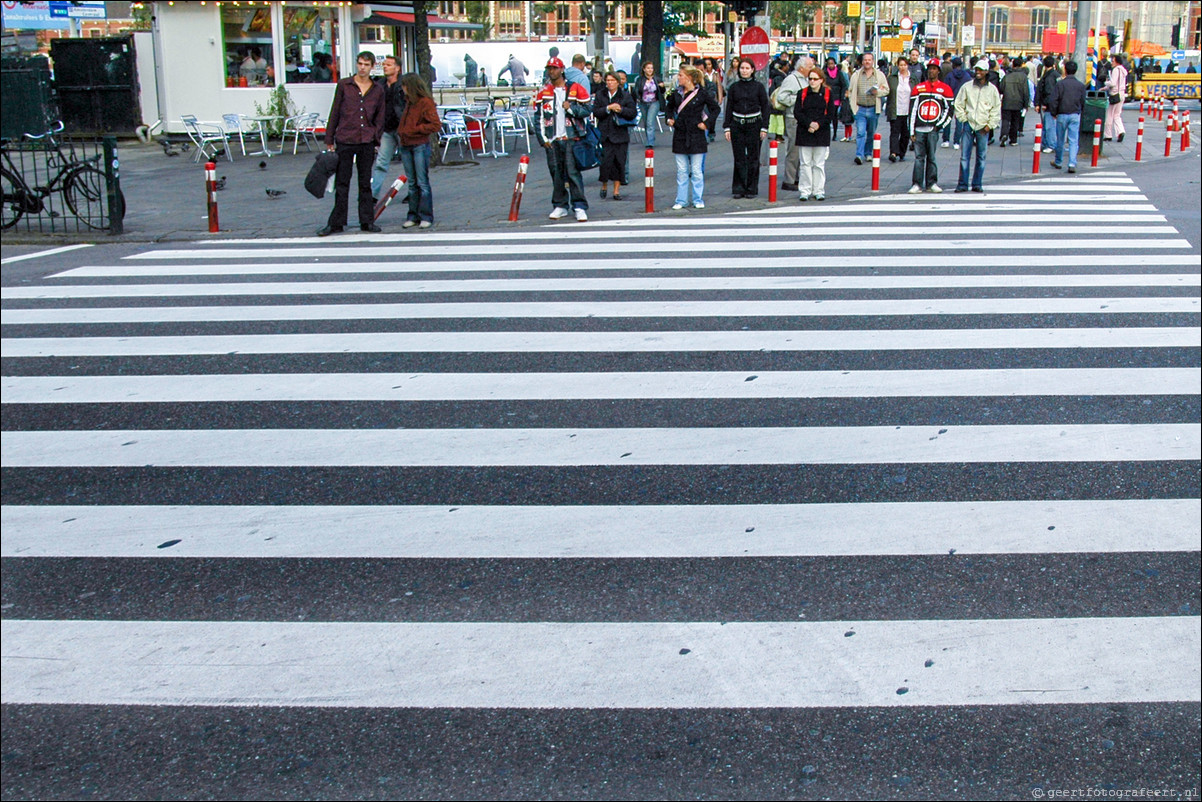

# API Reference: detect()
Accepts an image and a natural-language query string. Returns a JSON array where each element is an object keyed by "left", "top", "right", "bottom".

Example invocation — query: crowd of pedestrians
[{"left": 315, "top": 48, "right": 1136, "bottom": 234}]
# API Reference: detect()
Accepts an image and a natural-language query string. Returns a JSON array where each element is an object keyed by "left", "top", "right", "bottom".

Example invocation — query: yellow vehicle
[{"left": 1133, "top": 73, "right": 1201, "bottom": 101}]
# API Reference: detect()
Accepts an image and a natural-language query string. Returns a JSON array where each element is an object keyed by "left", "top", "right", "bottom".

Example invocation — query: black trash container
[{"left": 1081, "top": 91, "right": 1109, "bottom": 155}]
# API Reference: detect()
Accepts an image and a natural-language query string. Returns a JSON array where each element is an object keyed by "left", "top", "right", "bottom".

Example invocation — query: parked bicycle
[{"left": 1, "top": 121, "right": 123, "bottom": 230}]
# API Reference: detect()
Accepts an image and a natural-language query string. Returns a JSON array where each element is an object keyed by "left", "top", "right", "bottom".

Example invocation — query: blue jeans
[
  {"left": 399, "top": 142, "right": 433, "bottom": 223},
  {"left": 370, "top": 131, "right": 401, "bottom": 199},
  {"left": 1041, "top": 109, "right": 1060, "bottom": 153},
  {"left": 639, "top": 100, "right": 659, "bottom": 148},
  {"left": 1055, "top": 113, "right": 1080, "bottom": 169},
  {"left": 956, "top": 127, "right": 989, "bottom": 190},
  {"left": 953, "top": 116, "right": 969, "bottom": 145},
  {"left": 674, "top": 152, "right": 705, "bottom": 205},
  {"left": 854, "top": 106, "right": 879, "bottom": 158}
]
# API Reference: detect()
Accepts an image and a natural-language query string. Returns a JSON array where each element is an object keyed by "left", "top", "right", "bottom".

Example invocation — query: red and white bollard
[
  {"left": 768, "top": 140, "right": 778, "bottom": 202},
  {"left": 871, "top": 132, "right": 881, "bottom": 191},
  {"left": 1032, "top": 122, "right": 1042, "bottom": 173},
  {"left": 1168, "top": 109, "right": 1177, "bottom": 134},
  {"left": 373, "top": 174, "right": 408, "bottom": 222},
  {"left": 1139, "top": 96, "right": 1145, "bottom": 115},
  {"left": 1091, "top": 119, "right": 1101, "bottom": 167},
  {"left": 1159, "top": 96, "right": 1166, "bottom": 122},
  {"left": 204, "top": 161, "right": 219, "bottom": 233},
  {"left": 1135, "top": 116, "right": 1144, "bottom": 161},
  {"left": 1172, "top": 99, "right": 1180, "bottom": 130},
  {"left": 1165, "top": 120, "right": 1173, "bottom": 157},
  {"left": 1182, "top": 111, "right": 1191, "bottom": 151},
  {"left": 507, "top": 155, "right": 529, "bottom": 221},
  {"left": 644, "top": 148, "right": 655, "bottom": 213}
]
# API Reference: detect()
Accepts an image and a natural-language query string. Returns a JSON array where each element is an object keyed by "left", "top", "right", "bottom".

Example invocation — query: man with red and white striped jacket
[{"left": 907, "top": 59, "right": 954, "bottom": 193}]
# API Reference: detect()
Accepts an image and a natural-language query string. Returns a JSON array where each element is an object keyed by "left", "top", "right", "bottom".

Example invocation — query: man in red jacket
[
  {"left": 907, "top": 59, "right": 954, "bottom": 193},
  {"left": 531, "top": 57, "right": 592, "bottom": 221}
]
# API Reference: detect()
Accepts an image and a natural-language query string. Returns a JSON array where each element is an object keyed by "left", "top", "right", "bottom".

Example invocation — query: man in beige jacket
[
  {"left": 847, "top": 52, "right": 890, "bottom": 164},
  {"left": 953, "top": 59, "right": 1002, "bottom": 192}
]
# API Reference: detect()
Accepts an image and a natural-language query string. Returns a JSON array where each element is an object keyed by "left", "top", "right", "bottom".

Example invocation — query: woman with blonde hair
[{"left": 665, "top": 64, "right": 721, "bottom": 209}]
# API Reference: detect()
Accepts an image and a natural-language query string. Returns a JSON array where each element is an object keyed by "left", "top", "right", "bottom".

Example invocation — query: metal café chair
[
  {"left": 492, "top": 110, "right": 529, "bottom": 154},
  {"left": 181, "top": 115, "right": 232, "bottom": 163},
  {"left": 281, "top": 112, "right": 321, "bottom": 154},
  {"left": 221, "top": 114, "right": 250, "bottom": 157},
  {"left": 439, "top": 112, "right": 470, "bottom": 160}
]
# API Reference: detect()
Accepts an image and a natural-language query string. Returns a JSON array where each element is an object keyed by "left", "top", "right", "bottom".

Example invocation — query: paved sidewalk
[{"left": 5, "top": 103, "right": 1197, "bottom": 243}]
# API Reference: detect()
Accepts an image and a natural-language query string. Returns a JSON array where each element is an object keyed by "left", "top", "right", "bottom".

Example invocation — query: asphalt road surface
[{"left": 2, "top": 166, "right": 1199, "bottom": 800}]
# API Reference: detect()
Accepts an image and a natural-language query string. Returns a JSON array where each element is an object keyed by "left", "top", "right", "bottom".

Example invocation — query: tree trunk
[
  {"left": 413, "top": 1, "right": 441, "bottom": 165},
  {"left": 642, "top": 0, "right": 665, "bottom": 76}
]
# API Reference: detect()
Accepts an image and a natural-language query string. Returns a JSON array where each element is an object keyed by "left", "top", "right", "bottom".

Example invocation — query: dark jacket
[
  {"left": 1001, "top": 68, "right": 1031, "bottom": 110},
  {"left": 377, "top": 76, "right": 407, "bottom": 133},
  {"left": 1035, "top": 68, "right": 1059, "bottom": 108},
  {"left": 721, "top": 76, "right": 770, "bottom": 132},
  {"left": 325, "top": 76, "right": 386, "bottom": 147},
  {"left": 304, "top": 150, "right": 340, "bottom": 198},
  {"left": 823, "top": 66, "right": 849, "bottom": 104},
  {"left": 946, "top": 66, "right": 972, "bottom": 98},
  {"left": 1048, "top": 75, "right": 1086, "bottom": 116},
  {"left": 593, "top": 85, "right": 637, "bottom": 143},
  {"left": 634, "top": 73, "right": 665, "bottom": 105},
  {"left": 794, "top": 83, "right": 836, "bottom": 147},
  {"left": 665, "top": 86, "right": 721, "bottom": 154},
  {"left": 886, "top": 69, "right": 919, "bottom": 120}
]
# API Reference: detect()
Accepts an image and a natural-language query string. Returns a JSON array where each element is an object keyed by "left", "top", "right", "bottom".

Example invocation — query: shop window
[
  {"left": 221, "top": 3, "right": 275, "bottom": 87},
  {"left": 283, "top": 5, "right": 339, "bottom": 84}
]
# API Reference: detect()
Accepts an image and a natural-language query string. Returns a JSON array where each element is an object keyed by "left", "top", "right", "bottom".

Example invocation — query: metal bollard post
[
  {"left": 373, "top": 174, "right": 408, "bottom": 222},
  {"left": 507, "top": 155, "right": 529, "bottom": 221},
  {"left": 205, "top": 161, "right": 219, "bottom": 233},
  {"left": 1032, "top": 123, "right": 1042, "bottom": 173},
  {"left": 871, "top": 133, "right": 881, "bottom": 191},
  {"left": 1135, "top": 117, "right": 1144, "bottom": 161},
  {"left": 1091, "top": 119, "right": 1101, "bottom": 167},
  {"left": 644, "top": 149, "right": 655, "bottom": 213},
  {"left": 768, "top": 140, "right": 778, "bottom": 202}
]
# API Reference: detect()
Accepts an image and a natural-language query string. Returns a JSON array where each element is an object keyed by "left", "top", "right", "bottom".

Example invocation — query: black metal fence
[{"left": 1, "top": 134, "right": 125, "bottom": 235}]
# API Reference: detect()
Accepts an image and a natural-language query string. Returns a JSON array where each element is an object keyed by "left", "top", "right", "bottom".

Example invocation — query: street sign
[
  {"left": 961, "top": 25, "right": 976, "bottom": 47},
  {"left": 862, "top": 4, "right": 876, "bottom": 23},
  {"left": 847, "top": 1, "right": 861, "bottom": 18},
  {"left": 900, "top": 16, "right": 913, "bottom": 32},
  {"left": 880, "top": 37, "right": 904, "bottom": 53},
  {"left": 739, "top": 26, "right": 771, "bottom": 70},
  {"left": 1057, "top": 20, "right": 1068, "bottom": 35},
  {"left": 1172, "top": 50, "right": 1187, "bottom": 60}
]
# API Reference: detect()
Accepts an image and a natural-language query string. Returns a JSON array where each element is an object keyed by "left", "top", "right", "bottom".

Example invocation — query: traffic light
[{"left": 1106, "top": 26, "right": 1116, "bottom": 49}]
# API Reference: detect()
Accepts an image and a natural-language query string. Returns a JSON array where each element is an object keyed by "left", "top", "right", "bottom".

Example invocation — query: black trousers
[
  {"left": 889, "top": 116, "right": 911, "bottom": 158},
  {"left": 1000, "top": 109, "right": 1023, "bottom": 144},
  {"left": 730, "top": 121, "right": 762, "bottom": 196},
  {"left": 327, "top": 142, "right": 375, "bottom": 229}
]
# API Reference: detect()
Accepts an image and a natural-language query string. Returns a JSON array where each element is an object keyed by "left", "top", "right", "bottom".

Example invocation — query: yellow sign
[
  {"left": 1134, "top": 73, "right": 1201, "bottom": 100},
  {"left": 880, "top": 37, "right": 904, "bottom": 53},
  {"left": 847, "top": 1, "right": 861, "bottom": 17},
  {"left": 1057, "top": 20, "right": 1068, "bottom": 35}
]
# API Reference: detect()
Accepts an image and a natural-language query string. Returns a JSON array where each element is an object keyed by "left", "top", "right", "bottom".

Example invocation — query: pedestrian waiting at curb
[
  {"left": 793, "top": 68, "right": 836, "bottom": 202},
  {"left": 370, "top": 55, "right": 405, "bottom": 201},
  {"left": 532, "top": 56, "right": 592, "bottom": 222},
  {"left": 1048, "top": 60, "right": 1086, "bottom": 174},
  {"left": 635, "top": 61, "right": 666, "bottom": 149},
  {"left": 723, "top": 57, "right": 770, "bottom": 199},
  {"left": 318, "top": 51, "right": 384, "bottom": 236},
  {"left": 887, "top": 56, "right": 917, "bottom": 162},
  {"left": 848, "top": 53, "right": 890, "bottom": 166},
  {"left": 594, "top": 72, "right": 637, "bottom": 201},
  {"left": 665, "top": 64, "right": 720, "bottom": 210},
  {"left": 396, "top": 72, "right": 440, "bottom": 229},
  {"left": 953, "top": 59, "right": 1001, "bottom": 193},
  {"left": 908, "top": 59, "right": 954, "bottom": 194}
]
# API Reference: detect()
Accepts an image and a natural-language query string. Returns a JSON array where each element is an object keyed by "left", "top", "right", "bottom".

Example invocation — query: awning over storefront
[{"left": 362, "top": 10, "right": 482, "bottom": 31}]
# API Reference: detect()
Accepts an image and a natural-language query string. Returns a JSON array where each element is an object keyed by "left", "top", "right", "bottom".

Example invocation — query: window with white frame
[
  {"left": 221, "top": 3, "right": 275, "bottom": 87},
  {"left": 1029, "top": 7, "right": 1051, "bottom": 44},
  {"left": 988, "top": 7, "right": 1009, "bottom": 45}
]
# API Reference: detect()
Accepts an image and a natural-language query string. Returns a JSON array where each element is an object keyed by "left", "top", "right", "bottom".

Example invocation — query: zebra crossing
[{"left": 2, "top": 170, "right": 1199, "bottom": 798}]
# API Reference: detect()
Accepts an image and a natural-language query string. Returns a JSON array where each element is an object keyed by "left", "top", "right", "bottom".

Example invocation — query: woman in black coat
[
  {"left": 593, "top": 72, "right": 637, "bottom": 200},
  {"left": 722, "top": 57, "right": 770, "bottom": 198},
  {"left": 665, "top": 64, "right": 722, "bottom": 209},
  {"left": 793, "top": 68, "right": 837, "bottom": 201}
]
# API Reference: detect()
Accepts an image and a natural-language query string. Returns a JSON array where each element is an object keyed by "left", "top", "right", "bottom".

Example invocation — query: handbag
[
  {"left": 615, "top": 112, "right": 639, "bottom": 126},
  {"left": 1108, "top": 93, "right": 1122, "bottom": 105},
  {"left": 572, "top": 123, "right": 602, "bottom": 170}
]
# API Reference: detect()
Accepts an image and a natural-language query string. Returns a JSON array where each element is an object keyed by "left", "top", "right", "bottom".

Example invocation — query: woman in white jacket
[{"left": 1103, "top": 55, "right": 1129, "bottom": 142}]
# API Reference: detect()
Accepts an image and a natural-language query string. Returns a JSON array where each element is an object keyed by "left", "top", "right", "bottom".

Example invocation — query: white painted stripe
[
  {"left": 729, "top": 201, "right": 1157, "bottom": 215},
  {"left": 1023, "top": 175, "right": 1134, "bottom": 183},
  {"left": 188, "top": 222, "right": 1167, "bottom": 247},
  {"left": 851, "top": 193, "right": 1147, "bottom": 203},
  {"left": 4, "top": 297, "right": 1197, "bottom": 325},
  {"left": 10, "top": 271, "right": 1199, "bottom": 300},
  {"left": 955, "top": 184, "right": 1144, "bottom": 192},
  {"left": 0, "top": 244, "right": 93, "bottom": 265},
  {"left": 3, "top": 424, "right": 1196, "bottom": 467},
  {"left": 3, "top": 617, "right": 1197, "bottom": 707},
  {"left": 5, "top": 369, "right": 1196, "bottom": 404},
  {"left": 123, "top": 238, "right": 1190, "bottom": 260},
  {"left": 5, "top": 500, "right": 1196, "bottom": 558},
  {"left": 49, "top": 252, "right": 1200, "bottom": 278},
  {"left": 4, "top": 327, "right": 1196, "bottom": 358}
]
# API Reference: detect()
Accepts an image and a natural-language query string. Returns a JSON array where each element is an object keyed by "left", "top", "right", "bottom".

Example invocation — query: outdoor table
[{"left": 241, "top": 115, "right": 286, "bottom": 157}]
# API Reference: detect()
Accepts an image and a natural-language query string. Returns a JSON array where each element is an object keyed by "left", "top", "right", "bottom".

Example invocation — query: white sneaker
[
  {"left": 671, "top": 202, "right": 685, "bottom": 210},
  {"left": 928, "top": 183, "right": 943, "bottom": 193},
  {"left": 693, "top": 201, "right": 705, "bottom": 209},
  {"left": 940, "top": 141, "right": 950, "bottom": 148},
  {"left": 953, "top": 143, "right": 960, "bottom": 150},
  {"left": 549, "top": 207, "right": 568, "bottom": 219},
  {"left": 908, "top": 184, "right": 922, "bottom": 194},
  {"left": 419, "top": 220, "right": 432, "bottom": 229},
  {"left": 402, "top": 220, "right": 418, "bottom": 228},
  {"left": 574, "top": 207, "right": 588, "bottom": 222},
  {"left": 1042, "top": 147, "right": 1055, "bottom": 153}
]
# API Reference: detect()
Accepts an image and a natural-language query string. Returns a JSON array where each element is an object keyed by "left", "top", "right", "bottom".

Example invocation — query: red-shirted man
[{"left": 907, "top": 59, "right": 954, "bottom": 194}]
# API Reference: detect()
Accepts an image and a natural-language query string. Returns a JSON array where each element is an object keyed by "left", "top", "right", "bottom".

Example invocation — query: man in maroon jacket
[{"left": 318, "top": 51, "right": 385, "bottom": 236}]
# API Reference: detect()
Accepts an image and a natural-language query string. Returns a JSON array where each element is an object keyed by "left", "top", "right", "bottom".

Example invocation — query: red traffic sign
[
  {"left": 739, "top": 26, "right": 771, "bottom": 70},
  {"left": 900, "top": 15, "right": 913, "bottom": 31}
]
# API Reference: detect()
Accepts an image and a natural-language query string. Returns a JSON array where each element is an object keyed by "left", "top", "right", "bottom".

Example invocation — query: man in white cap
[{"left": 952, "top": 58, "right": 1001, "bottom": 192}]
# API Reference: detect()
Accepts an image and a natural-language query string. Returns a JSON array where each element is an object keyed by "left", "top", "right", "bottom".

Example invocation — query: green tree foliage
[{"left": 466, "top": 1, "right": 493, "bottom": 41}]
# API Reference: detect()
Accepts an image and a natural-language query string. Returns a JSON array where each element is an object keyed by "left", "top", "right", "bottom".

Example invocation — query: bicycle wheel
[
  {"left": 1, "top": 167, "right": 25, "bottom": 230},
  {"left": 63, "top": 164, "right": 115, "bottom": 230}
]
